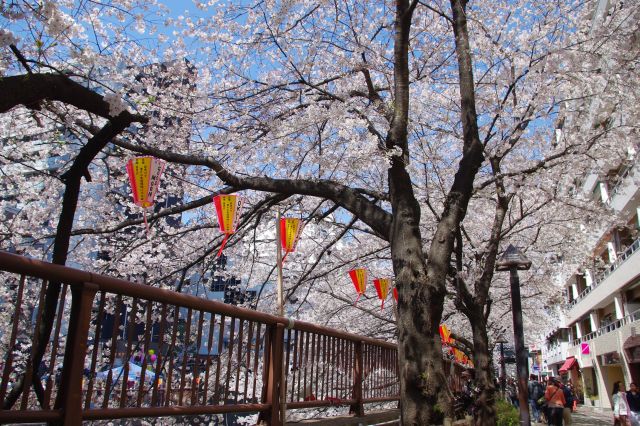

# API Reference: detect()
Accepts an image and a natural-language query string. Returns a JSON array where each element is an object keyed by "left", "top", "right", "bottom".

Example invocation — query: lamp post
[
  {"left": 496, "top": 335, "right": 508, "bottom": 398},
  {"left": 496, "top": 244, "right": 532, "bottom": 426}
]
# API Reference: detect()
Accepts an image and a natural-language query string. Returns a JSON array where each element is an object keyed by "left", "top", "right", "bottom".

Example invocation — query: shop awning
[{"left": 559, "top": 356, "right": 578, "bottom": 373}]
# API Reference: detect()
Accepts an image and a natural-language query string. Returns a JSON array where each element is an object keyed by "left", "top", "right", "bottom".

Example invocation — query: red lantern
[
  {"left": 373, "top": 278, "right": 391, "bottom": 310},
  {"left": 393, "top": 287, "right": 398, "bottom": 302},
  {"left": 348, "top": 268, "right": 367, "bottom": 305},
  {"left": 213, "top": 194, "right": 243, "bottom": 257},
  {"left": 126, "top": 156, "right": 166, "bottom": 234},
  {"left": 280, "top": 217, "right": 303, "bottom": 262},
  {"left": 439, "top": 324, "right": 452, "bottom": 345}
]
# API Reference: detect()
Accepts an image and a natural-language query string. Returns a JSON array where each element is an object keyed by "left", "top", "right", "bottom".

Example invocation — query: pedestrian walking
[
  {"left": 613, "top": 381, "right": 631, "bottom": 426},
  {"left": 627, "top": 383, "right": 640, "bottom": 426},
  {"left": 544, "top": 377, "right": 566, "bottom": 426},
  {"left": 529, "top": 374, "right": 545, "bottom": 423},
  {"left": 560, "top": 381, "right": 574, "bottom": 425}
]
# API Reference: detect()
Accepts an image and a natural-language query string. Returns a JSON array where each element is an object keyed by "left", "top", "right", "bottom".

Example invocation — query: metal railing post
[
  {"left": 258, "top": 323, "right": 285, "bottom": 426},
  {"left": 350, "top": 341, "right": 364, "bottom": 417},
  {"left": 53, "top": 283, "right": 98, "bottom": 426}
]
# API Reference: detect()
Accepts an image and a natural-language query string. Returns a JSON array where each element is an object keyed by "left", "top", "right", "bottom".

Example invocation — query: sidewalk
[{"left": 531, "top": 405, "right": 613, "bottom": 426}]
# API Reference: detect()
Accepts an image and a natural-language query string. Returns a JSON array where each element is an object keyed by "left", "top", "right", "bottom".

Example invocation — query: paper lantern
[
  {"left": 393, "top": 287, "right": 398, "bottom": 302},
  {"left": 439, "top": 324, "right": 452, "bottom": 345},
  {"left": 126, "top": 156, "right": 166, "bottom": 234},
  {"left": 213, "top": 194, "right": 243, "bottom": 257},
  {"left": 280, "top": 217, "right": 303, "bottom": 262},
  {"left": 373, "top": 278, "right": 391, "bottom": 310},
  {"left": 348, "top": 268, "right": 367, "bottom": 304}
]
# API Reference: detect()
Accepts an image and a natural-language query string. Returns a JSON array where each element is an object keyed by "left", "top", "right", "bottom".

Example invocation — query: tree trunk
[
  {"left": 471, "top": 313, "right": 497, "bottom": 426},
  {"left": 390, "top": 163, "right": 449, "bottom": 424}
]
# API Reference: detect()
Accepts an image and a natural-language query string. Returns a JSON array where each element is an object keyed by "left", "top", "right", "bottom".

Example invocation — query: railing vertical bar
[
  {"left": 85, "top": 291, "right": 106, "bottom": 409},
  {"left": 290, "top": 329, "right": 299, "bottom": 401},
  {"left": 374, "top": 345, "right": 379, "bottom": 398},
  {"left": 259, "top": 322, "right": 272, "bottom": 409},
  {"left": 0, "top": 274, "right": 26, "bottom": 404},
  {"left": 331, "top": 337, "right": 340, "bottom": 398},
  {"left": 363, "top": 344, "right": 368, "bottom": 399},
  {"left": 252, "top": 322, "right": 262, "bottom": 403},
  {"left": 20, "top": 278, "right": 47, "bottom": 410},
  {"left": 224, "top": 316, "right": 237, "bottom": 402},
  {"left": 178, "top": 307, "right": 193, "bottom": 406},
  {"left": 303, "top": 330, "right": 310, "bottom": 400},
  {"left": 296, "top": 331, "right": 305, "bottom": 400},
  {"left": 213, "top": 314, "right": 226, "bottom": 403},
  {"left": 151, "top": 303, "right": 168, "bottom": 407},
  {"left": 321, "top": 334, "right": 328, "bottom": 400},
  {"left": 136, "top": 301, "right": 153, "bottom": 407},
  {"left": 202, "top": 312, "right": 216, "bottom": 405},
  {"left": 120, "top": 297, "right": 138, "bottom": 408},
  {"left": 349, "top": 341, "right": 354, "bottom": 395},
  {"left": 164, "top": 306, "right": 180, "bottom": 407},
  {"left": 244, "top": 321, "right": 255, "bottom": 403},
  {"left": 340, "top": 338, "right": 346, "bottom": 398},
  {"left": 309, "top": 333, "right": 317, "bottom": 400},
  {"left": 376, "top": 345, "right": 381, "bottom": 398},
  {"left": 326, "top": 336, "right": 332, "bottom": 398},
  {"left": 103, "top": 294, "right": 122, "bottom": 409},
  {"left": 345, "top": 338, "right": 350, "bottom": 398},
  {"left": 311, "top": 333, "right": 319, "bottom": 401},
  {"left": 283, "top": 327, "right": 292, "bottom": 403},
  {"left": 44, "top": 283, "right": 69, "bottom": 409},
  {"left": 192, "top": 309, "right": 205, "bottom": 406},
  {"left": 234, "top": 319, "right": 244, "bottom": 403}
]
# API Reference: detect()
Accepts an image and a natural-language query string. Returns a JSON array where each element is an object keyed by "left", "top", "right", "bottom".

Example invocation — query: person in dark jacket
[
  {"left": 528, "top": 374, "right": 545, "bottom": 422},
  {"left": 560, "top": 381, "right": 574, "bottom": 425},
  {"left": 627, "top": 382, "right": 640, "bottom": 426}
]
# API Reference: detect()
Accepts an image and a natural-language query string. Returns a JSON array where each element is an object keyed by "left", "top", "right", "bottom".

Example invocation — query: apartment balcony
[
  {"left": 544, "top": 341, "right": 570, "bottom": 366},
  {"left": 608, "top": 157, "right": 640, "bottom": 215},
  {"left": 566, "top": 237, "right": 640, "bottom": 324},
  {"left": 570, "top": 308, "right": 640, "bottom": 357}
]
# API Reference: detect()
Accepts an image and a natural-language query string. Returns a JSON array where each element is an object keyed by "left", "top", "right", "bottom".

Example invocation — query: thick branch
[
  {"left": 0, "top": 73, "right": 144, "bottom": 123},
  {"left": 110, "top": 139, "right": 393, "bottom": 240}
]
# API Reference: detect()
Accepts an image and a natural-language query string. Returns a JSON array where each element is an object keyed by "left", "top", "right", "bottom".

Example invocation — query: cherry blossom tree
[{"left": 1, "top": 0, "right": 637, "bottom": 424}]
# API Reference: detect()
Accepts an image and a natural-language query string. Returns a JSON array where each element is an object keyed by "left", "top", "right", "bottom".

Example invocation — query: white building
[{"left": 542, "top": 151, "right": 640, "bottom": 409}]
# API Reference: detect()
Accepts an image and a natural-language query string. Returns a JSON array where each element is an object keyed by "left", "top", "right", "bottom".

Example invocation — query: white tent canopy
[{"left": 96, "top": 362, "right": 156, "bottom": 383}]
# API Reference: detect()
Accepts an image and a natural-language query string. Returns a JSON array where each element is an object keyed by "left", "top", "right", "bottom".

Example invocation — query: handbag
[{"left": 539, "top": 386, "right": 560, "bottom": 407}]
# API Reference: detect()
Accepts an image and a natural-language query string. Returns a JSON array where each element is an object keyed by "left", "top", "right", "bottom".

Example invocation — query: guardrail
[
  {"left": 0, "top": 251, "right": 401, "bottom": 425},
  {"left": 572, "top": 308, "right": 640, "bottom": 346},
  {"left": 608, "top": 153, "right": 639, "bottom": 200},
  {"left": 568, "top": 237, "right": 640, "bottom": 309}
]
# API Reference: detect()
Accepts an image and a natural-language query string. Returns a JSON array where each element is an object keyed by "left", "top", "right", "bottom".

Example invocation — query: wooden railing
[{"left": 0, "top": 251, "right": 399, "bottom": 425}]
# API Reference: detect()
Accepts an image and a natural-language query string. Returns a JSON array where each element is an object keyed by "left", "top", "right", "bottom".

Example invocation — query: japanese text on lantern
[
  {"left": 214, "top": 195, "right": 240, "bottom": 234},
  {"left": 280, "top": 217, "right": 302, "bottom": 259}
]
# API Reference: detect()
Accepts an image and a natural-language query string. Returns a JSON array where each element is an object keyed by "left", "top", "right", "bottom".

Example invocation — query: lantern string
[
  {"left": 281, "top": 251, "right": 289, "bottom": 263},
  {"left": 381, "top": 300, "right": 385, "bottom": 311},
  {"left": 143, "top": 210, "right": 150, "bottom": 238},
  {"left": 354, "top": 293, "right": 362, "bottom": 306},
  {"left": 217, "top": 233, "right": 230, "bottom": 258}
]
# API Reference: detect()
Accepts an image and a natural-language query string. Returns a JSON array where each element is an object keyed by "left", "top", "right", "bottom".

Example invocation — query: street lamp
[
  {"left": 496, "top": 244, "right": 532, "bottom": 426},
  {"left": 495, "top": 334, "right": 508, "bottom": 398}
]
